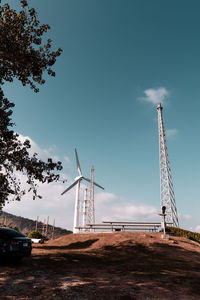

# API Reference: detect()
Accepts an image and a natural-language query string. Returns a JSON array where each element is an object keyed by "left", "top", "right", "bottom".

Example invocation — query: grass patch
[{"left": 166, "top": 227, "right": 200, "bottom": 244}]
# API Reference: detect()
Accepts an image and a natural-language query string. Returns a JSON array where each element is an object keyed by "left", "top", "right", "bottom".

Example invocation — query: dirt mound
[
  {"left": 44, "top": 231, "right": 200, "bottom": 252},
  {"left": 1, "top": 231, "right": 200, "bottom": 299}
]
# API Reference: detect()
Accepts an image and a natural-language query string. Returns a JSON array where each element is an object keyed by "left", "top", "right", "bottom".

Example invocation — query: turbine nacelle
[
  {"left": 61, "top": 148, "right": 104, "bottom": 196},
  {"left": 74, "top": 175, "right": 82, "bottom": 181}
]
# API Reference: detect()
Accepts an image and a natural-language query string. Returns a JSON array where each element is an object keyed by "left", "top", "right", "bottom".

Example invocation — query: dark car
[{"left": 0, "top": 227, "right": 32, "bottom": 259}]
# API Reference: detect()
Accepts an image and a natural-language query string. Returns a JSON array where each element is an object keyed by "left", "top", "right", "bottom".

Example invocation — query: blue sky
[{"left": 3, "top": 0, "right": 200, "bottom": 231}]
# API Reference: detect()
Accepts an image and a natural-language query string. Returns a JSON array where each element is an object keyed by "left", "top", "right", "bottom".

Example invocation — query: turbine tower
[
  {"left": 157, "top": 103, "right": 179, "bottom": 227},
  {"left": 61, "top": 149, "right": 104, "bottom": 233}
]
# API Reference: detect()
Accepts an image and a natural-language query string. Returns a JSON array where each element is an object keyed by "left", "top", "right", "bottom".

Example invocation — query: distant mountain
[{"left": 0, "top": 211, "right": 72, "bottom": 239}]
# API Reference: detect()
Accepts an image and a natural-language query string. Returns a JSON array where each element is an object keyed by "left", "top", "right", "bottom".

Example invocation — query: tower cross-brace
[{"left": 157, "top": 103, "right": 179, "bottom": 227}]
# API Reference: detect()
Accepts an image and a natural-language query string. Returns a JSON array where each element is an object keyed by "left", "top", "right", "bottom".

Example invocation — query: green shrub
[
  {"left": 166, "top": 226, "right": 200, "bottom": 243},
  {"left": 8, "top": 225, "right": 19, "bottom": 232},
  {"left": 28, "top": 230, "right": 45, "bottom": 239}
]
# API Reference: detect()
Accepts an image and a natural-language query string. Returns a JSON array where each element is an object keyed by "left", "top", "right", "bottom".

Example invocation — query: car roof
[
  {"left": 0, "top": 227, "right": 25, "bottom": 237},
  {"left": 0, "top": 227, "right": 17, "bottom": 232}
]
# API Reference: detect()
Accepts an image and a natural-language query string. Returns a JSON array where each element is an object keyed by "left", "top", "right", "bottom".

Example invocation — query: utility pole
[
  {"left": 52, "top": 218, "right": 55, "bottom": 240},
  {"left": 46, "top": 216, "right": 49, "bottom": 236},
  {"left": 42, "top": 217, "right": 46, "bottom": 235},
  {"left": 157, "top": 103, "right": 179, "bottom": 227},
  {"left": 35, "top": 216, "right": 39, "bottom": 231}
]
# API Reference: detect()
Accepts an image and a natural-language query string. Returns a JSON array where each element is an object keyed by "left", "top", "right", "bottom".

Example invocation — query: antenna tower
[
  {"left": 157, "top": 103, "right": 179, "bottom": 227},
  {"left": 88, "top": 166, "right": 95, "bottom": 224}
]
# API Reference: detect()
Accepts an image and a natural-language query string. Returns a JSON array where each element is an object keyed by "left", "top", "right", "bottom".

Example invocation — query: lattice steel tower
[
  {"left": 88, "top": 166, "right": 95, "bottom": 224},
  {"left": 157, "top": 103, "right": 179, "bottom": 227}
]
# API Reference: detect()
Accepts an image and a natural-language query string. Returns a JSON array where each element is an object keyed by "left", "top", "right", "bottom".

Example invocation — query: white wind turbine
[{"left": 61, "top": 148, "right": 104, "bottom": 233}]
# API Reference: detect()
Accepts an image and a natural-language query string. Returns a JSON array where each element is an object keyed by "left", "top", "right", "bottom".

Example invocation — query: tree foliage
[
  {"left": 28, "top": 230, "right": 45, "bottom": 239},
  {"left": 0, "top": 0, "right": 62, "bottom": 92},
  {"left": 0, "top": 0, "right": 63, "bottom": 209}
]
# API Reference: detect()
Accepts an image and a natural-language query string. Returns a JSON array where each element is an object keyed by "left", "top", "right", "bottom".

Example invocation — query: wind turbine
[{"left": 61, "top": 148, "right": 104, "bottom": 233}]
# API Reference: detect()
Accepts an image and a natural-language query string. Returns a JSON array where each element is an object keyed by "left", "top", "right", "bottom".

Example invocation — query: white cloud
[
  {"left": 166, "top": 129, "right": 178, "bottom": 140},
  {"left": 4, "top": 134, "right": 74, "bottom": 229},
  {"left": 4, "top": 178, "right": 75, "bottom": 230},
  {"left": 64, "top": 156, "right": 71, "bottom": 165},
  {"left": 195, "top": 225, "right": 200, "bottom": 233},
  {"left": 4, "top": 177, "right": 160, "bottom": 231},
  {"left": 141, "top": 87, "right": 168, "bottom": 105},
  {"left": 4, "top": 135, "right": 160, "bottom": 231},
  {"left": 181, "top": 214, "right": 192, "bottom": 221},
  {"left": 18, "top": 134, "right": 60, "bottom": 162},
  {"left": 95, "top": 192, "right": 159, "bottom": 223}
]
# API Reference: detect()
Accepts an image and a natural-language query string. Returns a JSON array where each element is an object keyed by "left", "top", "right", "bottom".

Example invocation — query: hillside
[
  {"left": 1, "top": 231, "right": 200, "bottom": 299},
  {"left": 0, "top": 211, "right": 72, "bottom": 238}
]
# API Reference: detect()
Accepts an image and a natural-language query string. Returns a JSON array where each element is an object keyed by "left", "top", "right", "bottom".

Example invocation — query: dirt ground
[{"left": 0, "top": 232, "right": 200, "bottom": 300}]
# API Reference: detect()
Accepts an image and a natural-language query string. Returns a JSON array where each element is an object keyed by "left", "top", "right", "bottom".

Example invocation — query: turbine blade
[
  {"left": 82, "top": 177, "right": 91, "bottom": 184},
  {"left": 75, "top": 148, "right": 82, "bottom": 176},
  {"left": 93, "top": 181, "right": 104, "bottom": 190},
  {"left": 61, "top": 179, "right": 80, "bottom": 195},
  {"left": 83, "top": 177, "right": 104, "bottom": 190}
]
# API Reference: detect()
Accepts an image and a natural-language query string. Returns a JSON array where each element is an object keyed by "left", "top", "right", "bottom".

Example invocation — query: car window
[{"left": 0, "top": 228, "right": 25, "bottom": 238}]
